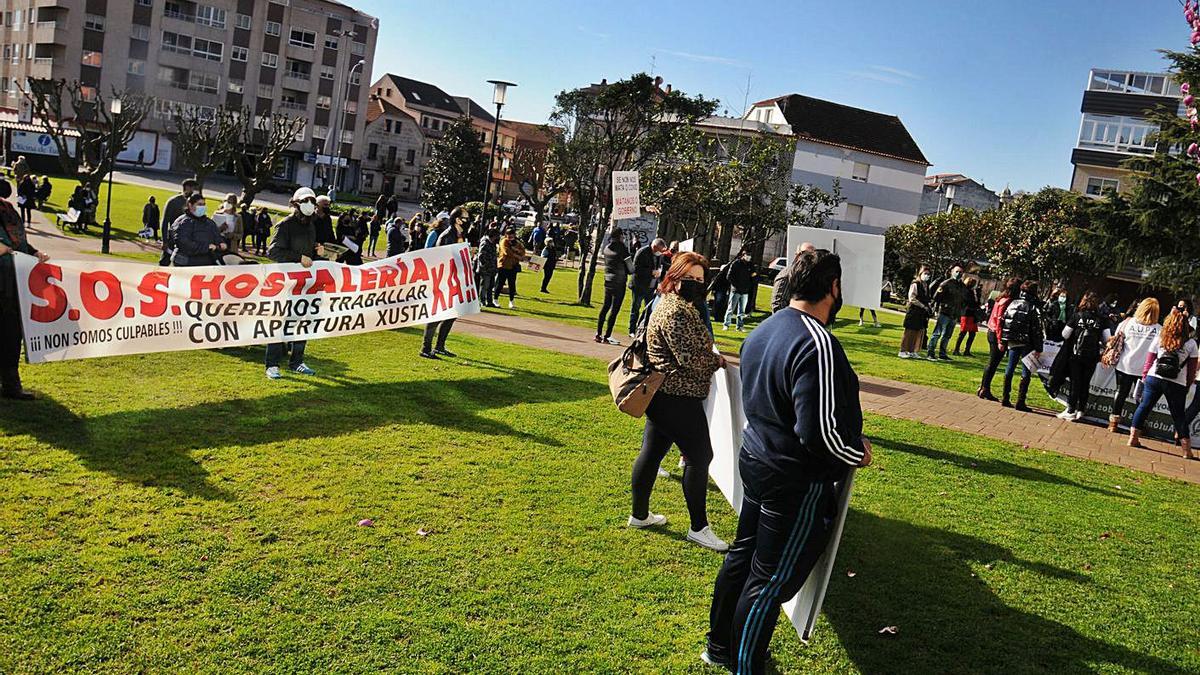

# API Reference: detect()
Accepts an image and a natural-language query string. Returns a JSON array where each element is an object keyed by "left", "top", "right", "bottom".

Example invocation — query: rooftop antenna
[{"left": 650, "top": 53, "right": 656, "bottom": 75}]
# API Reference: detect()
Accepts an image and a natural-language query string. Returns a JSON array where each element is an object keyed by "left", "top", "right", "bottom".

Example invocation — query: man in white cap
[
  {"left": 313, "top": 194, "right": 336, "bottom": 248},
  {"left": 264, "top": 187, "right": 324, "bottom": 379}
]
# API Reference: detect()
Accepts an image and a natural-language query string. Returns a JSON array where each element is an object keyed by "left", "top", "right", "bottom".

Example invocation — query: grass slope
[{"left": 0, "top": 328, "right": 1196, "bottom": 673}]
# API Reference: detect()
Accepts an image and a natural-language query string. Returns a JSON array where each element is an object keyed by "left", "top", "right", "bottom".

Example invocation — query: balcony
[
  {"left": 279, "top": 101, "right": 308, "bottom": 113},
  {"left": 30, "top": 20, "right": 68, "bottom": 45},
  {"left": 282, "top": 72, "right": 311, "bottom": 90}
]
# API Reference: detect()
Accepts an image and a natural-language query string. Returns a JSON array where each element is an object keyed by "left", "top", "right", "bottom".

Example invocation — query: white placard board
[
  {"left": 786, "top": 226, "right": 885, "bottom": 310},
  {"left": 612, "top": 170, "right": 641, "bottom": 220},
  {"left": 703, "top": 365, "right": 855, "bottom": 641},
  {"left": 677, "top": 238, "right": 695, "bottom": 253}
]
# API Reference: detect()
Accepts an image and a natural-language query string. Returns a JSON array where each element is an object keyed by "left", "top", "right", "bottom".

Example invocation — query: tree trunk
[
  {"left": 747, "top": 235, "right": 768, "bottom": 314},
  {"left": 575, "top": 197, "right": 594, "bottom": 300},
  {"left": 579, "top": 203, "right": 609, "bottom": 306},
  {"left": 717, "top": 219, "right": 734, "bottom": 264}
]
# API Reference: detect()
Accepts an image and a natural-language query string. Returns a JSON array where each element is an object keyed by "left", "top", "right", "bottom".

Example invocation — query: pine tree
[{"left": 420, "top": 117, "right": 489, "bottom": 212}]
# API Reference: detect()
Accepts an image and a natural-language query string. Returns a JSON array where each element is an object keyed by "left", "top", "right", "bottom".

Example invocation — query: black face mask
[
  {"left": 828, "top": 285, "right": 843, "bottom": 326},
  {"left": 678, "top": 279, "right": 706, "bottom": 303}
]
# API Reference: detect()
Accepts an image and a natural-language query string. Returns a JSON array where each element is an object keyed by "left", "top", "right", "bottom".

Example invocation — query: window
[
  {"left": 368, "top": 143, "right": 378, "bottom": 160},
  {"left": 189, "top": 72, "right": 219, "bottom": 94},
  {"left": 265, "top": 21, "right": 281, "bottom": 36},
  {"left": 349, "top": 70, "right": 361, "bottom": 84},
  {"left": 227, "top": 79, "right": 244, "bottom": 93},
  {"left": 131, "top": 24, "right": 150, "bottom": 41},
  {"left": 421, "top": 116, "right": 429, "bottom": 128},
  {"left": 424, "top": 144, "right": 432, "bottom": 157},
  {"left": 192, "top": 38, "right": 223, "bottom": 62},
  {"left": 164, "top": 1, "right": 189, "bottom": 20},
  {"left": 364, "top": 173, "right": 374, "bottom": 189},
  {"left": 289, "top": 29, "right": 316, "bottom": 49},
  {"left": 285, "top": 59, "right": 311, "bottom": 79},
  {"left": 851, "top": 161, "right": 870, "bottom": 182},
  {"left": 136, "top": 0, "right": 153, "bottom": 5},
  {"left": 80, "top": 85, "right": 97, "bottom": 102},
  {"left": 845, "top": 204, "right": 863, "bottom": 224},
  {"left": 316, "top": 94, "right": 331, "bottom": 109},
  {"left": 384, "top": 119, "right": 392, "bottom": 133},
  {"left": 257, "top": 83, "right": 274, "bottom": 98},
  {"left": 84, "top": 13, "right": 105, "bottom": 31},
  {"left": 387, "top": 146, "right": 397, "bottom": 163},
  {"left": 195, "top": 5, "right": 226, "bottom": 28},
  {"left": 262, "top": 53, "right": 278, "bottom": 68},
  {"left": 351, "top": 41, "right": 365, "bottom": 56},
  {"left": 324, "top": 36, "right": 339, "bottom": 50},
  {"left": 1088, "top": 70, "right": 1174, "bottom": 96},
  {"left": 406, "top": 149, "right": 416, "bottom": 165},
  {"left": 235, "top": 13, "right": 251, "bottom": 30},
  {"left": 320, "top": 66, "right": 334, "bottom": 80},
  {"left": 12, "top": 10, "right": 21, "bottom": 28},
  {"left": 157, "top": 65, "right": 185, "bottom": 87},
  {"left": 231, "top": 46, "right": 248, "bottom": 62},
  {"left": 403, "top": 178, "right": 412, "bottom": 192},
  {"left": 312, "top": 124, "right": 328, "bottom": 139},
  {"left": 1079, "top": 113, "right": 1157, "bottom": 155},
  {"left": 161, "top": 32, "right": 192, "bottom": 54},
  {"left": 345, "top": 100, "right": 357, "bottom": 114},
  {"left": 341, "top": 130, "right": 354, "bottom": 143},
  {"left": 1085, "top": 177, "right": 1120, "bottom": 197},
  {"left": 81, "top": 50, "right": 102, "bottom": 67},
  {"left": 128, "top": 59, "right": 146, "bottom": 76}
]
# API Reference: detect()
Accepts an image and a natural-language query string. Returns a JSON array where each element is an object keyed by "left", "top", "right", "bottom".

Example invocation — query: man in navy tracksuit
[{"left": 704, "top": 249, "right": 872, "bottom": 674}]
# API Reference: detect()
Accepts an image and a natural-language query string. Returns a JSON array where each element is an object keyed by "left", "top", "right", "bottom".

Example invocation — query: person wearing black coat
[
  {"left": 264, "top": 189, "right": 323, "bottom": 379},
  {"left": 628, "top": 238, "right": 667, "bottom": 334},
  {"left": 899, "top": 267, "right": 932, "bottom": 358},
  {"left": 159, "top": 178, "right": 199, "bottom": 266},
  {"left": 169, "top": 193, "right": 225, "bottom": 266},
  {"left": 0, "top": 179, "right": 49, "bottom": 399},
  {"left": 722, "top": 250, "right": 756, "bottom": 331},
  {"left": 16, "top": 175, "right": 37, "bottom": 224},
  {"left": 36, "top": 176, "right": 51, "bottom": 210},
  {"left": 385, "top": 218, "right": 409, "bottom": 257},
  {"left": 254, "top": 208, "right": 273, "bottom": 256},
  {"left": 595, "top": 228, "right": 630, "bottom": 345},
  {"left": 419, "top": 221, "right": 464, "bottom": 359},
  {"left": 1057, "top": 292, "right": 1111, "bottom": 421},
  {"left": 540, "top": 238, "right": 560, "bottom": 293},
  {"left": 999, "top": 281, "right": 1045, "bottom": 411},
  {"left": 142, "top": 196, "right": 161, "bottom": 240}
]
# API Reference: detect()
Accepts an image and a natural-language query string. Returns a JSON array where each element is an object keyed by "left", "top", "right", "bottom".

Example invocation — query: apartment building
[
  {"left": 919, "top": 173, "right": 1001, "bottom": 216},
  {"left": 1070, "top": 68, "right": 1181, "bottom": 198},
  {"left": 361, "top": 95, "right": 423, "bottom": 200},
  {"left": 745, "top": 94, "right": 930, "bottom": 239},
  {"left": 0, "top": 0, "right": 377, "bottom": 190}
]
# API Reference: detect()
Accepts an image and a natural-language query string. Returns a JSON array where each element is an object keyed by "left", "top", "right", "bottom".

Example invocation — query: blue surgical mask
[{"left": 193, "top": 205, "right": 207, "bottom": 217}]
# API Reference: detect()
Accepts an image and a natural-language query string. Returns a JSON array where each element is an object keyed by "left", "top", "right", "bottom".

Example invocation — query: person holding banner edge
[
  {"left": 0, "top": 178, "right": 49, "bottom": 399},
  {"left": 264, "top": 187, "right": 325, "bottom": 379},
  {"left": 704, "top": 248, "right": 871, "bottom": 674}
]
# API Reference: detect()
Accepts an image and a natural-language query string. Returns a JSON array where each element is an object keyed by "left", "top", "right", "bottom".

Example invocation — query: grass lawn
[
  {"left": 0, "top": 328, "right": 1196, "bottom": 672},
  {"left": 489, "top": 268, "right": 1060, "bottom": 409}
]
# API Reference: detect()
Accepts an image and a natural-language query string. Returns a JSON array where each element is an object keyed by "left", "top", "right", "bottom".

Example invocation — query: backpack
[
  {"left": 1155, "top": 347, "right": 1185, "bottom": 379},
  {"left": 1071, "top": 313, "right": 1104, "bottom": 358},
  {"left": 1002, "top": 298, "right": 1035, "bottom": 345}
]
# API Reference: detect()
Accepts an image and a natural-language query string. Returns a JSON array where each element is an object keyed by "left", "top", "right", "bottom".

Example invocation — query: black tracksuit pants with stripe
[{"left": 707, "top": 449, "right": 837, "bottom": 674}]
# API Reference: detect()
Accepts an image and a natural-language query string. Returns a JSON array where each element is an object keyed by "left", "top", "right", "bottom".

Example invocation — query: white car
[{"left": 768, "top": 256, "right": 788, "bottom": 273}]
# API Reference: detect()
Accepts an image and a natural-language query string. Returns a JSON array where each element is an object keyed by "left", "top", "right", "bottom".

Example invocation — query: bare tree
[
  {"left": 172, "top": 106, "right": 238, "bottom": 192},
  {"left": 512, "top": 143, "right": 568, "bottom": 223},
  {"left": 231, "top": 107, "right": 306, "bottom": 207},
  {"left": 19, "top": 78, "right": 152, "bottom": 195}
]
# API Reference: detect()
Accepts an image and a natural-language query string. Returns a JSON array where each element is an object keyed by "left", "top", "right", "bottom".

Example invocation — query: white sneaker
[
  {"left": 628, "top": 512, "right": 667, "bottom": 529},
  {"left": 656, "top": 467, "right": 669, "bottom": 478},
  {"left": 874, "top": 321, "right": 881, "bottom": 328},
  {"left": 858, "top": 319, "right": 864, "bottom": 326},
  {"left": 266, "top": 366, "right": 281, "bottom": 380},
  {"left": 1056, "top": 409, "right": 1072, "bottom": 419},
  {"left": 679, "top": 456, "right": 686, "bottom": 468},
  {"left": 1070, "top": 411, "right": 1084, "bottom": 421},
  {"left": 508, "top": 300, "right": 515, "bottom": 309},
  {"left": 898, "top": 351, "right": 912, "bottom": 359},
  {"left": 687, "top": 526, "right": 729, "bottom": 552},
  {"left": 603, "top": 337, "right": 621, "bottom": 345}
]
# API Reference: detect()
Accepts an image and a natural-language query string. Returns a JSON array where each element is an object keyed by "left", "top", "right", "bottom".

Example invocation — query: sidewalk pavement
[
  {"left": 6, "top": 196, "right": 162, "bottom": 260},
  {"left": 456, "top": 311, "right": 1199, "bottom": 485}
]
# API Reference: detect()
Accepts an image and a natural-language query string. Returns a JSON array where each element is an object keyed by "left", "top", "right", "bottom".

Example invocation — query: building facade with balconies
[
  {"left": 0, "top": 0, "right": 377, "bottom": 191},
  {"left": 361, "top": 96, "right": 424, "bottom": 201}
]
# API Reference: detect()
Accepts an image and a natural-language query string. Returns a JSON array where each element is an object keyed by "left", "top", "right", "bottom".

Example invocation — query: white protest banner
[
  {"left": 612, "top": 170, "right": 641, "bottom": 220},
  {"left": 677, "top": 238, "right": 695, "bottom": 253},
  {"left": 13, "top": 244, "right": 479, "bottom": 363},
  {"left": 703, "top": 365, "right": 855, "bottom": 641}
]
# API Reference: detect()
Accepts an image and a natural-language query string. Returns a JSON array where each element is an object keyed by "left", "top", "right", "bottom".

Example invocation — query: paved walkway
[{"left": 456, "top": 312, "right": 1199, "bottom": 485}]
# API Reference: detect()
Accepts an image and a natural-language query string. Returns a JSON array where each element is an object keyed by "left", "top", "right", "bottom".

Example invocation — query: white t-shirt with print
[
  {"left": 1115, "top": 318, "right": 1161, "bottom": 376},
  {"left": 1148, "top": 336, "right": 1198, "bottom": 387}
]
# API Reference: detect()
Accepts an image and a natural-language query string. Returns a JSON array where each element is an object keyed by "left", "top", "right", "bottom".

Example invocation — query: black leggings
[
  {"left": 631, "top": 392, "right": 713, "bottom": 531},
  {"left": 1111, "top": 371, "right": 1139, "bottom": 419},
  {"left": 1066, "top": 355, "right": 1099, "bottom": 413},
  {"left": 597, "top": 286, "right": 626, "bottom": 338},
  {"left": 955, "top": 328, "right": 977, "bottom": 354},
  {"left": 496, "top": 268, "right": 518, "bottom": 301},
  {"left": 980, "top": 331, "right": 1003, "bottom": 393}
]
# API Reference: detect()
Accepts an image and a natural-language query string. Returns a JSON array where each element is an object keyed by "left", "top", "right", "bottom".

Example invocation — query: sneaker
[
  {"left": 898, "top": 351, "right": 912, "bottom": 359},
  {"left": 1056, "top": 409, "right": 1073, "bottom": 420},
  {"left": 874, "top": 321, "right": 881, "bottom": 328},
  {"left": 656, "top": 467, "right": 670, "bottom": 478},
  {"left": 603, "top": 337, "right": 621, "bottom": 345},
  {"left": 687, "top": 526, "right": 729, "bottom": 552},
  {"left": 434, "top": 347, "right": 457, "bottom": 357},
  {"left": 700, "top": 650, "right": 732, "bottom": 669},
  {"left": 1070, "top": 411, "right": 1084, "bottom": 421},
  {"left": 508, "top": 300, "right": 515, "bottom": 309},
  {"left": 628, "top": 512, "right": 667, "bottom": 529},
  {"left": 594, "top": 335, "right": 604, "bottom": 344},
  {"left": 419, "top": 350, "right": 439, "bottom": 360},
  {"left": 266, "top": 366, "right": 282, "bottom": 380},
  {"left": 858, "top": 319, "right": 864, "bottom": 326},
  {"left": 293, "top": 363, "right": 316, "bottom": 375},
  {"left": 722, "top": 325, "right": 730, "bottom": 331}
]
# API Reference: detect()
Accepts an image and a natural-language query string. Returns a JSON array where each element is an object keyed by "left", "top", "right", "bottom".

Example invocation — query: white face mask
[
  {"left": 1058, "top": 295, "right": 1067, "bottom": 302},
  {"left": 193, "top": 205, "right": 207, "bottom": 217},
  {"left": 920, "top": 274, "right": 931, "bottom": 282},
  {"left": 298, "top": 202, "right": 316, "bottom": 216}
]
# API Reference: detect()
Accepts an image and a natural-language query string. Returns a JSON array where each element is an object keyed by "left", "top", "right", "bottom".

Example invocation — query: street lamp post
[
  {"left": 481, "top": 80, "right": 516, "bottom": 218},
  {"left": 101, "top": 97, "right": 121, "bottom": 255},
  {"left": 331, "top": 58, "right": 366, "bottom": 195}
]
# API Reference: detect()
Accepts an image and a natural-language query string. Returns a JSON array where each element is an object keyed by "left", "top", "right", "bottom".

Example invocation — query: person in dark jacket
[
  {"left": 705, "top": 248, "right": 871, "bottom": 674},
  {"left": 265, "top": 187, "right": 323, "bottom": 379},
  {"left": 36, "top": 176, "right": 52, "bottom": 210},
  {"left": 239, "top": 202, "right": 254, "bottom": 251},
  {"left": 978, "top": 277, "right": 1021, "bottom": 400},
  {"left": 160, "top": 178, "right": 199, "bottom": 266},
  {"left": 367, "top": 213, "right": 382, "bottom": 257},
  {"left": 374, "top": 193, "right": 388, "bottom": 219},
  {"left": 386, "top": 194, "right": 398, "bottom": 219},
  {"left": 722, "top": 250, "right": 756, "bottom": 331},
  {"left": 899, "top": 267, "right": 932, "bottom": 358},
  {"left": 385, "top": 218, "right": 409, "bottom": 257},
  {"left": 254, "top": 207, "right": 272, "bottom": 256},
  {"left": 628, "top": 237, "right": 668, "bottom": 333},
  {"left": 474, "top": 229, "right": 499, "bottom": 308},
  {"left": 1057, "top": 291, "right": 1110, "bottom": 421},
  {"left": 595, "top": 228, "right": 630, "bottom": 345},
  {"left": 953, "top": 276, "right": 982, "bottom": 356},
  {"left": 0, "top": 179, "right": 49, "bottom": 399},
  {"left": 709, "top": 262, "right": 732, "bottom": 324},
  {"left": 420, "top": 218, "right": 464, "bottom": 359},
  {"left": 169, "top": 193, "right": 225, "bottom": 266},
  {"left": 927, "top": 265, "right": 966, "bottom": 360},
  {"left": 16, "top": 174, "right": 37, "bottom": 224},
  {"left": 142, "top": 196, "right": 161, "bottom": 240},
  {"left": 999, "top": 280, "right": 1044, "bottom": 411},
  {"left": 409, "top": 215, "right": 427, "bottom": 252},
  {"left": 540, "top": 237, "right": 560, "bottom": 293},
  {"left": 313, "top": 195, "right": 336, "bottom": 246},
  {"left": 1043, "top": 288, "right": 1072, "bottom": 342}
]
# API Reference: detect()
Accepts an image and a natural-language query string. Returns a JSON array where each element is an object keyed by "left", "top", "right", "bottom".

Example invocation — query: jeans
[
  {"left": 631, "top": 393, "right": 714, "bottom": 531},
  {"left": 1131, "top": 375, "right": 1189, "bottom": 437},
  {"left": 1112, "top": 371, "right": 1140, "bottom": 419},
  {"left": 265, "top": 340, "right": 306, "bottom": 369},
  {"left": 928, "top": 313, "right": 956, "bottom": 356},
  {"left": 477, "top": 270, "right": 496, "bottom": 306},
  {"left": 628, "top": 286, "right": 655, "bottom": 333},
  {"left": 706, "top": 449, "right": 836, "bottom": 674},
  {"left": 724, "top": 292, "right": 748, "bottom": 329},
  {"left": 422, "top": 319, "right": 455, "bottom": 352},
  {"left": 597, "top": 286, "right": 626, "bottom": 338},
  {"left": 1004, "top": 345, "right": 1033, "bottom": 380}
]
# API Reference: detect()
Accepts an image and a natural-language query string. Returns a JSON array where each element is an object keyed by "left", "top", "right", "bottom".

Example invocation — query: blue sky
[{"left": 355, "top": 0, "right": 1183, "bottom": 192}]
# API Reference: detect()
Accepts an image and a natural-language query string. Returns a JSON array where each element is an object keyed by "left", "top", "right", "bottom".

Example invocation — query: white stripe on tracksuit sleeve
[{"left": 796, "top": 315, "right": 865, "bottom": 466}]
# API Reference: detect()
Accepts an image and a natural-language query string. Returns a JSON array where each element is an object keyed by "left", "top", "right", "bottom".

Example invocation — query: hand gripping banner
[{"left": 13, "top": 244, "right": 480, "bottom": 363}]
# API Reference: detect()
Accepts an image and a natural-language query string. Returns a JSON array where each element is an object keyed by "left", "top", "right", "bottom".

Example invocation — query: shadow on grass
[
  {"left": 210, "top": 345, "right": 363, "bottom": 384},
  {"left": 0, "top": 366, "right": 605, "bottom": 501},
  {"left": 873, "top": 436, "right": 1128, "bottom": 499},
  {"left": 825, "top": 511, "right": 1189, "bottom": 674}
]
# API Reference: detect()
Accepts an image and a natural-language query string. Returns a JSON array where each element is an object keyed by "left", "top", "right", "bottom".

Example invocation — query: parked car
[
  {"left": 562, "top": 212, "right": 580, "bottom": 224},
  {"left": 768, "top": 256, "right": 788, "bottom": 273}
]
